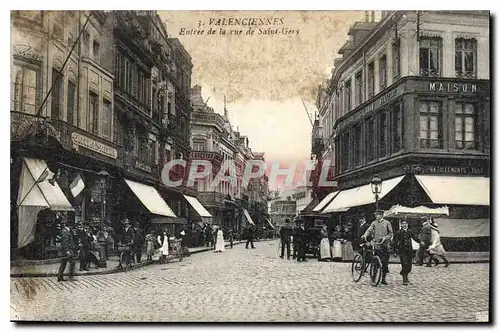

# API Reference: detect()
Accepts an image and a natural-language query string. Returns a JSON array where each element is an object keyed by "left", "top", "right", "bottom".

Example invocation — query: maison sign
[
  {"left": 71, "top": 132, "right": 118, "bottom": 159},
  {"left": 428, "top": 82, "right": 477, "bottom": 93}
]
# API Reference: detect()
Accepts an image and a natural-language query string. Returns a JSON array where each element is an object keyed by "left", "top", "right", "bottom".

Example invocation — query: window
[
  {"left": 12, "top": 63, "right": 39, "bottom": 114},
  {"left": 378, "top": 112, "right": 388, "bottom": 157},
  {"left": 419, "top": 37, "right": 442, "bottom": 77},
  {"left": 455, "top": 38, "right": 477, "bottom": 79},
  {"left": 138, "top": 72, "right": 144, "bottom": 103},
  {"left": 52, "top": 12, "right": 64, "bottom": 41},
  {"left": 115, "top": 53, "right": 121, "bottom": 88},
  {"left": 193, "top": 141, "right": 205, "bottom": 151},
  {"left": 93, "top": 40, "right": 100, "bottom": 62},
  {"left": 368, "top": 61, "right": 375, "bottom": 97},
  {"left": 88, "top": 91, "right": 99, "bottom": 135},
  {"left": 338, "top": 87, "right": 344, "bottom": 116},
  {"left": 392, "top": 40, "right": 401, "bottom": 79},
  {"left": 82, "top": 30, "right": 90, "bottom": 57},
  {"left": 51, "top": 69, "right": 63, "bottom": 120},
  {"left": 341, "top": 132, "right": 350, "bottom": 172},
  {"left": 353, "top": 124, "right": 362, "bottom": 166},
  {"left": 379, "top": 54, "right": 387, "bottom": 90},
  {"left": 101, "top": 99, "right": 112, "bottom": 140},
  {"left": 366, "top": 117, "right": 376, "bottom": 162},
  {"left": 345, "top": 80, "right": 352, "bottom": 113},
  {"left": 455, "top": 103, "right": 476, "bottom": 150},
  {"left": 67, "top": 81, "right": 76, "bottom": 125},
  {"left": 355, "top": 71, "right": 363, "bottom": 107},
  {"left": 419, "top": 101, "right": 442, "bottom": 149},
  {"left": 392, "top": 104, "right": 403, "bottom": 153}
]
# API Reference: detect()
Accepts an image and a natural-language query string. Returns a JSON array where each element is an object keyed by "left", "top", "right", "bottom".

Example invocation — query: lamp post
[
  {"left": 370, "top": 174, "right": 383, "bottom": 211},
  {"left": 97, "top": 170, "right": 109, "bottom": 267}
]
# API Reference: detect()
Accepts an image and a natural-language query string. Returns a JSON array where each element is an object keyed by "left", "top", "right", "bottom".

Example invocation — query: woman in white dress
[
  {"left": 214, "top": 228, "right": 225, "bottom": 252},
  {"left": 158, "top": 230, "right": 169, "bottom": 258},
  {"left": 319, "top": 226, "right": 332, "bottom": 261},
  {"left": 427, "top": 221, "right": 450, "bottom": 267}
]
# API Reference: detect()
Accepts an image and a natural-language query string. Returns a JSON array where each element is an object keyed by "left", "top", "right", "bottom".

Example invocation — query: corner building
[{"left": 315, "top": 11, "right": 490, "bottom": 251}]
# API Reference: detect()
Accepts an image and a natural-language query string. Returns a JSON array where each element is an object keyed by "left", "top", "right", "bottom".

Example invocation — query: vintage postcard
[{"left": 10, "top": 9, "right": 490, "bottom": 322}]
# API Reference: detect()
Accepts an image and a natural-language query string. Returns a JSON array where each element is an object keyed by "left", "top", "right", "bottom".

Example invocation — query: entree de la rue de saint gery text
[{"left": 180, "top": 17, "right": 300, "bottom": 36}]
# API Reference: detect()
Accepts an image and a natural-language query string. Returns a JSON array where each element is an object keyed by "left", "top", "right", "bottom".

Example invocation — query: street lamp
[
  {"left": 97, "top": 170, "right": 109, "bottom": 267},
  {"left": 370, "top": 174, "right": 383, "bottom": 211}
]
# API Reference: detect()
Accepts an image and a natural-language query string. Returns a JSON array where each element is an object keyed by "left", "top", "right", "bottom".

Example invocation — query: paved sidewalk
[{"left": 11, "top": 240, "right": 247, "bottom": 278}]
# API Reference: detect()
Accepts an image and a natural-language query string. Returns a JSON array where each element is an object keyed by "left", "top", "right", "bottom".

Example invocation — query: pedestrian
[
  {"left": 295, "top": 221, "right": 307, "bottom": 262},
  {"left": 57, "top": 220, "right": 77, "bottom": 282},
  {"left": 279, "top": 219, "right": 293, "bottom": 259},
  {"left": 428, "top": 221, "right": 450, "bottom": 267},
  {"left": 361, "top": 209, "right": 393, "bottom": 285},
  {"left": 392, "top": 220, "right": 420, "bottom": 285},
  {"left": 416, "top": 218, "right": 432, "bottom": 266},
  {"left": 228, "top": 229, "right": 234, "bottom": 249},
  {"left": 245, "top": 225, "right": 256, "bottom": 249},
  {"left": 205, "top": 226, "right": 213, "bottom": 248},
  {"left": 214, "top": 228, "right": 225, "bottom": 252},
  {"left": 118, "top": 219, "right": 135, "bottom": 268},
  {"left": 145, "top": 232, "right": 155, "bottom": 261},
  {"left": 318, "top": 225, "right": 332, "bottom": 261},
  {"left": 356, "top": 216, "right": 370, "bottom": 251},
  {"left": 78, "top": 222, "right": 93, "bottom": 271},
  {"left": 292, "top": 223, "right": 298, "bottom": 259},
  {"left": 157, "top": 229, "right": 169, "bottom": 260},
  {"left": 331, "top": 225, "right": 343, "bottom": 261},
  {"left": 132, "top": 222, "right": 144, "bottom": 263},
  {"left": 106, "top": 226, "right": 115, "bottom": 258}
]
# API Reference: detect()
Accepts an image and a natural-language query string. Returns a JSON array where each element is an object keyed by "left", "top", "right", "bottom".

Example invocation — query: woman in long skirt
[
  {"left": 319, "top": 226, "right": 332, "bottom": 261},
  {"left": 214, "top": 228, "right": 225, "bottom": 252},
  {"left": 427, "top": 221, "right": 450, "bottom": 267},
  {"left": 158, "top": 230, "right": 169, "bottom": 258}
]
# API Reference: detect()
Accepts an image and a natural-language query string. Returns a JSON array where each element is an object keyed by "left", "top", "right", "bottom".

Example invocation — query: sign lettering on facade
[
  {"left": 71, "top": 132, "right": 118, "bottom": 159},
  {"left": 135, "top": 160, "right": 152, "bottom": 173},
  {"left": 424, "top": 165, "right": 483, "bottom": 175},
  {"left": 429, "top": 82, "right": 477, "bottom": 93}
]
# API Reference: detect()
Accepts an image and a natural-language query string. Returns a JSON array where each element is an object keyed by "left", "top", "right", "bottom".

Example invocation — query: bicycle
[
  {"left": 351, "top": 239, "right": 387, "bottom": 286},
  {"left": 117, "top": 244, "right": 134, "bottom": 271}
]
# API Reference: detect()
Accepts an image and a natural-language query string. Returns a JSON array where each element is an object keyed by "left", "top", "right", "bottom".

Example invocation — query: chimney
[{"left": 224, "top": 95, "right": 228, "bottom": 118}]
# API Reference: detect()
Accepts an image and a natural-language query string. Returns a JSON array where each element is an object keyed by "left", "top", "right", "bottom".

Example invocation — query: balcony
[
  {"left": 197, "top": 191, "right": 225, "bottom": 207},
  {"left": 191, "top": 111, "right": 225, "bottom": 130},
  {"left": 123, "top": 151, "right": 157, "bottom": 178},
  {"left": 190, "top": 150, "right": 224, "bottom": 165}
]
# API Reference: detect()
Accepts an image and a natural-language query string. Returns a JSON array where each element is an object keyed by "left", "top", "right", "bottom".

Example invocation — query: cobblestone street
[{"left": 11, "top": 240, "right": 490, "bottom": 322}]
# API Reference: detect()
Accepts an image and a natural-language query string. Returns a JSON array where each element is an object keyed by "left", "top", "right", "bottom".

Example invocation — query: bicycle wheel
[
  {"left": 119, "top": 252, "right": 126, "bottom": 270},
  {"left": 370, "top": 256, "right": 382, "bottom": 286},
  {"left": 351, "top": 254, "right": 364, "bottom": 282}
]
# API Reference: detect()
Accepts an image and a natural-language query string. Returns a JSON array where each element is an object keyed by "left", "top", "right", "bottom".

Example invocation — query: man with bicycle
[
  {"left": 118, "top": 219, "right": 135, "bottom": 269},
  {"left": 361, "top": 209, "right": 393, "bottom": 285}
]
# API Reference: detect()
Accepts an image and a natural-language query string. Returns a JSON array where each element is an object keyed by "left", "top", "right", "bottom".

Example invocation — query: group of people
[{"left": 278, "top": 219, "right": 308, "bottom": 262}]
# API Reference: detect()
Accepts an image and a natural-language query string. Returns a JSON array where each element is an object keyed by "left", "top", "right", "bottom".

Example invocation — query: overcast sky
[{"left": 160, "top": 11, "right": 365, "bottom": 189}]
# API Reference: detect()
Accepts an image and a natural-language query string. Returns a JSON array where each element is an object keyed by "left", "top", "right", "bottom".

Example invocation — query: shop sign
[
  {"left": 424, "top": 165, "right": 484, "bottom": 176},
  {"left": 135, "top": 160, "right": 152, "bottom": 173},
  {"left": 71, "top": 132, "right": 118, "bottom": 159},
  {"left": 429, "top": 82, "right": 477, "bottom": 93}
]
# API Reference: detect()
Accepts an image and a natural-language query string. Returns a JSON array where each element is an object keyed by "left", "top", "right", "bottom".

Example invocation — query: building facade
[
  {"left": 11, "top": 10, "right": 201, "bottom": 259},
  {"left": 270, "top": 197, "right": 297, "bottom": 233},
  {"left": 314, "top": 10, "right": 490, "bottom": 250}
]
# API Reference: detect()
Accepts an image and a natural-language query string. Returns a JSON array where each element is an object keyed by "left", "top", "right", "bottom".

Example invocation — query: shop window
[
  {"left": 455, "top": 38, "right": 477, "bottom": 79},
  {"left": 354, "top": 71, "right": 363, "bottom": 107},
  {"left": 12, "top": 62, "right": 39, "bottom": 114},
  {"left": 366, "top": 117, "right": 376, "bottom": 162},
  {"left": 341, "top": 131, "right": 350, "bottom": 172},
  {"left": 51, "top": 68, "right": 63, "bottom": 120},
  {"left": 392, "top": 40, "right": 401, "bottom": 79},
  {"left": 419, "top": 37, "right": 442, "bottom": 77},
  {"left": 392, "top": 104, "right": 403, "bottom": 153},
  {"left": 344, "top": 80, "right": 352, "bottom": 113},
  {"left": 455, "top": 103, "right": 476, "bottom": 150},
  {"left": 367, "top": 61, "right": 375, "bottom": 97},
  {"left": 353, "top": 124, "right": 362, "bottom": 166},
  {"left": 379, "top": 54, "right": 387, "bottom": 90},
  {"left": 419, "top": 101, "right": 442, "bottom": 149}
]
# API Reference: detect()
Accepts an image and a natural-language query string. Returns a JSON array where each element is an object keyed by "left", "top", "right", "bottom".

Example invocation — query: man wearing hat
[
  {"left": 57, "top": 219, "right": 77, "bottom": 281},
  {"left": 356, "top": 215, "right": 370, "bottom": 251},
  {"left": 118, "top": 218, "right": 135, "bottom": 268},
  {"left": 362, "top": 209, "right": 393, "bottom": 285},
  {"left": 279, "top": 219, "right": 293, "bottom": 259}
]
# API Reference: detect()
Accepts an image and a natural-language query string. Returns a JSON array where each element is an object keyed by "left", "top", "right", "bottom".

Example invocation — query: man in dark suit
[
  {"left": 295, "top": 221, "right": 307, "bottom": 262},
  {"left": 132, "top": 222, "right": 144, "bottom": 263},
  {"left": 393, "top": 220, "right": 420, "bottom": 285},
  {"left": 416, "top": 218, "right": 432, "bottom": 266},
  {"left": 78, "top": 222, "right": 93, "bottom": 271},
  {"left": 118, "top": 219, "right": 135, "bottom": 268},
  {"left": 245, "top": 225, "right": 256, "bottom": 249},
  {"left": 279, "top": 219, "right": 293, "bottom": 259},
  {"left": 57, "top": 220, "right": 77, "bottom": 282},
  {"left": 356, "top": 215, "right": 370, "bottom": 250}
]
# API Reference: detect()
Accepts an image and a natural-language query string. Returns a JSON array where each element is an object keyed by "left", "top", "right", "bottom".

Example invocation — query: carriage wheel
[
  {"left": 370, "top": 256, "right": 383, "bottom": 286},
  {"left": 351, "top": 254, "right": 365, "bottom": 282}
]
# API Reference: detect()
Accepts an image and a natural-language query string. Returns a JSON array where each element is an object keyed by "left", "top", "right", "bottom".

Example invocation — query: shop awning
[
  {"left": 151, "top": 217, "right": 187, "bottom": 224},
  {"left": 242, "top": 208, "right": 255, "bottom": 225},
  {"left": 384, "top": 205, "right": 449, "bottom": 219},
  {"left": 183, "top": 195, "right": 212, "bottom": 217},
  {"left": 322, "top": 175, "right": 405, "bottom": 213},
  {"left": 125, "top": 179, "right": 177, "bottom": 217},
  {"left": 433, "top": 218, "right": 490, "bottom": 238},
  {"left": 20, "top": 158, "right": 74, "bottom": 211},
  {"left": 415, "top": 175, "right": 490, "bottom": 206},
  {"left": 301, "top": 196, "right": 319, "bottom": 212},
  {"left": 313, "top": 191, "right": 340, "bottom": 212}
]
